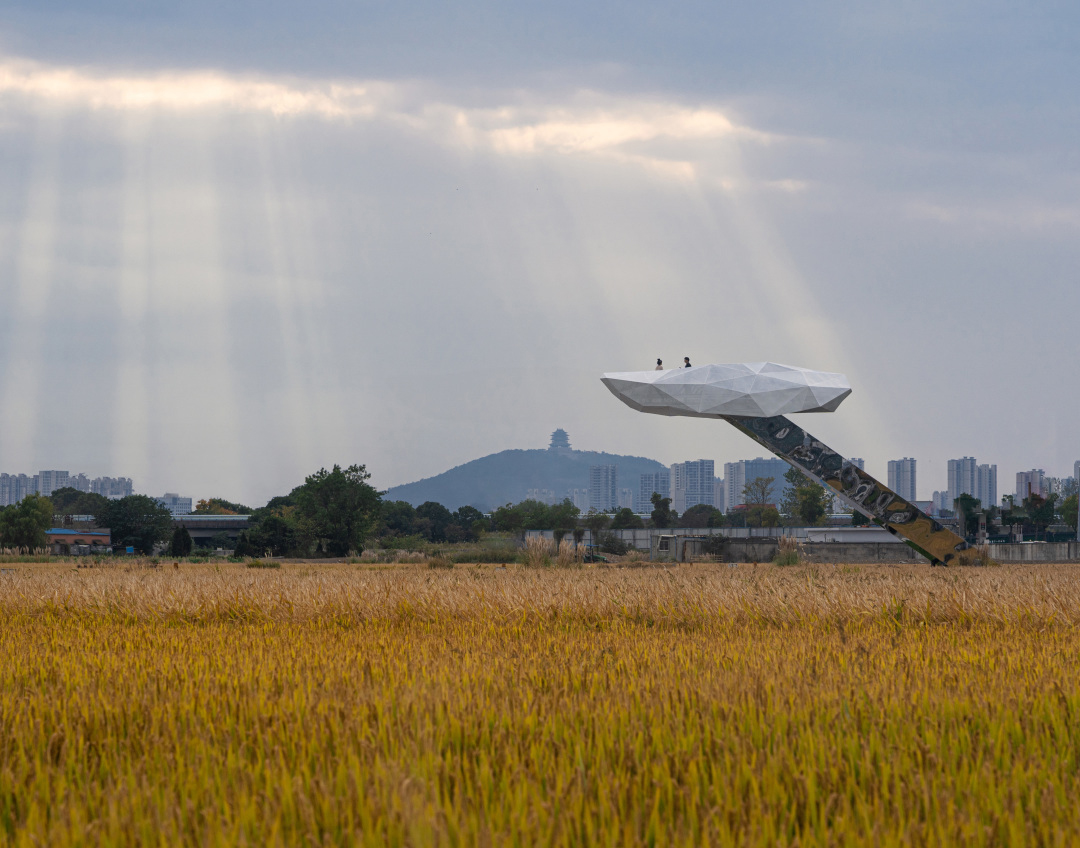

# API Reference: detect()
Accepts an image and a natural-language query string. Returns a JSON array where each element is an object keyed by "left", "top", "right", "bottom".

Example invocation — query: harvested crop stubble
[{"left": 1, "top": 562, "right": 1080, "bottom": 845}]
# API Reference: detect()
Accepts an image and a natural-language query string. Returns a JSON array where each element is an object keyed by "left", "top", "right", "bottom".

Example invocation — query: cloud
[
  {"left": 0, "top": 55, "right": 779, "bottom": 182},
  {"left": 0, "top": 57, "right": 380, "bottom": 117}
]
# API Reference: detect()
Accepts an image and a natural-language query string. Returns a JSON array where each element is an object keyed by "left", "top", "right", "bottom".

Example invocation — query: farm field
[{"left": 2, "top": 561, "right": 1080, "bottom": 845}]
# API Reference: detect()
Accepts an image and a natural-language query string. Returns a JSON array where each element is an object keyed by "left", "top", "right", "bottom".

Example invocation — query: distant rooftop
[
  {"left": 175, "top": 514, "right": 251, "bottom": 523},
  {"left": 549, "top": 429, "right": 571, "bottom": 451}
]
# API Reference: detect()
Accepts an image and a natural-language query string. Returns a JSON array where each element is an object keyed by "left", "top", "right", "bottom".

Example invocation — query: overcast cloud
[{"left": 0, "top": 2, "right": 1077, "bottom": 505}]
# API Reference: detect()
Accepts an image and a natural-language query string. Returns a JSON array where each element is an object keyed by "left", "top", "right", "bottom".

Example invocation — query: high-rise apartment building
[
  {"left": 567, "top": 488, "right": 589, "bottom": 511},
  {"left": 1046, "top": 477, "right": 1069, "bottom": 498},
  {"left": 91, "top": 477, "right": 134, "bottom": 499},
  {"left": 849, "top": 458, "right": 865, "bottom": 471},
  {"left": 723, "top": 462, "right": 744, "bottom": 512},
  {"left": 724, "top": 457, "right": 792, "bottom": 509},
  {"left": 0, "top": 471, "right": 134, "bottom": 505},
  {"left": 713, "top": 477, "right": 725, "bottom": 513},
  {"left": 156, "top": 493, "right": 193, "bottom": 517},
  {"left": 887, "top": 458, "right": 917, "bottom": 501},
  {"left": 15, "top": 475, "right": 34, "bottom": 503},
  {"left": 947, "top": 457, "right": 978, "bottom": 508},
  {"left": 637, "top": 471, "right": 671, "bottom": 514},
  {"left": 588, "top": 465, "right": 618, "bottom": 512},
  {"left": 976, "top": 464, "right": 997, "bottom": 509},
  {"left": 670, "top": 459, "right": 715, "bottom": 513},
  {"left": 37, "top": 470, "right": 70, "bottom": 497},
  {"left": 1016, "top": 469, "right": 1047, "bottom": 501},
  {"left": 946, "top": 457, "right": 997, "bottom": 509},
  {"left": 0, "top": 474, "right": 34, "bottom": 507},
  {"left": 617, "top": 488, "right": 635, "bottom": 510}
]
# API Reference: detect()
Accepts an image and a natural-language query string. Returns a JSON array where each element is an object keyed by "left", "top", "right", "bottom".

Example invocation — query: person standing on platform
[
  {"left": 683, "top": 357, "right": 692, "bottom": 368},
  {"left": 655, "top": 359, "right": 664, "bottom": 370}
]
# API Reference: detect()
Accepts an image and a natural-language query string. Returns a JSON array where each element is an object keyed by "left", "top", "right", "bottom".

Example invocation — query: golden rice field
[{"left": 2, "top": 560, "right": 1080, "bottom": 846}]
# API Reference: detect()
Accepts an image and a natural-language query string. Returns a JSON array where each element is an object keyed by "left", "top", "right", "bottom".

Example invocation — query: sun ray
[{"left": 0, "top": 107, "right": 64, "bottom": 468}]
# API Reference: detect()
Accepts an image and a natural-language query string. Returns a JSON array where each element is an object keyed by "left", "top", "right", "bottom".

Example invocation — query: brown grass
[{"left": 1, "top": 559, "right": 1079, "bottom": 625}]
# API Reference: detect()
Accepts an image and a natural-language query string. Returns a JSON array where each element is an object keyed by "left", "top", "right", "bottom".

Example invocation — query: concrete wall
[
  {"left": 686, "top": 539, "right": 923, "bottom": 564},
  {"left": 989, "top": 542, "right": 1080, "bottom": 562},
  {"left": 799, "top": 543, "right": 926, "bottom": 564},
  {"left": 527, "top": 525, "right": 900, "bottom": 549},
  {"left": 525, "top": 529, "right": 1080, "bottom": 563},
  {"left": 690, "top": 541, "right": 1080, "bottom": 565}
]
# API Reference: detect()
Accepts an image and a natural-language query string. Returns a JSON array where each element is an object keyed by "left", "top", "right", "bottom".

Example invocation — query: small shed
[{"left": 651, "top": 534, "right": 715, "bottom": 562}]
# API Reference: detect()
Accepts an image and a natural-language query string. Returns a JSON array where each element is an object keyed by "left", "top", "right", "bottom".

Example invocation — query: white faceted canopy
[{"left": 601, "top": 362, "right": 852, "bottom": 418}]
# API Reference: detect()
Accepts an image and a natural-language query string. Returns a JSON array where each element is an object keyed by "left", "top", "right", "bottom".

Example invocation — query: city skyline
[{"left": 3, "top": 439, "right": 1077, "bottom": 513}]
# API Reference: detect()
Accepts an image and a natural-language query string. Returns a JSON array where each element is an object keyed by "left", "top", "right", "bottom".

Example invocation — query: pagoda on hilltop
[{"left": 548, "top": 429, "right": 571, "bottom": 452}]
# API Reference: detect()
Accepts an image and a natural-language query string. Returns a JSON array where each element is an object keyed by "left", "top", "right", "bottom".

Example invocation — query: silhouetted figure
[
  {"left": 683, "top": 357, "right": 692, "bottom": 368},
  {"left": 655, "top": 359, "right": 663, "bottom": 370}
]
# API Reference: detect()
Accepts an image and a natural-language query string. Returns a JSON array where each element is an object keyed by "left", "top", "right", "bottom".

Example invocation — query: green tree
[
  {"left": 611, "top": 507, "right": 645, "bottom": 529},
  {"left": 745, "top": 505, "right": 781, "bottom": 528},
  {"left": 794, "top": 487, "right": 829, "bottom": 526},
  {"left": 380, "top": 500, "right": 417, "bottom": 537},
  {"left": 49, "top": 487, "right": 111, "bottom": 519},
  {"left": 1023, "top": 493, "right": 1057, "bottom": 537},
  {"left": 548, "top": 499, "right": 580, "bottom": 535},
  {"left": 999, "top": 495, "right": 1016, "bottom": 528},
  {"left": 545, "top": 498, "right": 579, "bottom": 545},
  {"left": 489, "top": 499, "right": 579, "bottom": 536},
  {"left": 725, "top": 509, "right": 747, "bottom": 529},
  {"left": 415, "top": 501, "right": 454, "bottom": 542},
  {"left": 954, "top": 494, "right": 982, "bottom": 538},
  {"left": 1061, "top": 493, "right": 1078, "bottom": 532},
  {"left": 453, "top": 505, "right": 484, "bottom": 530},
  {"left": 293, "top": 464, "right": 381, "bottom": 556},
  {"left": 584, "top": 509, "right": 611, "bottom": 539},
  {"left": 596, "top": 531, "right": 628, "bottom": 555},
  {"left": 447, "top": 505, "right": 485, "bottom": 542},
  {"left": 96, "top": 495, "right": 174, "bottom": 554},
  {"left": 679, "top": 504, "right": 724, "bottom": 528},
  {"left": 0, "top": 494, "right": 53, "bottom": 550},
  {"left": 193, "top": 498, "right": 252, "bottom": 515},
  {"left": 780, "top": 467, "right": 830, "bottom": 526},
  {"left": 650, "top": 492, "right": 674, "bottom": 528},
  {"left": 851, "top": 510, "right": 871, "bottom": 526},
  {"left": 743, "top": 477, "right": 775, "bottom": 508},
  {"left": 236, "top": 512, "right": 300, "bottom": 558},
  {"left": 779, "top": 468, "right": 803, "bottom": 518},
  {"left": 517, "top": 500, "right": 557, "bottom": 531},
  {"left": 490, "top": 503, "right": 525, "bottom": 534},
  {"left": 208, "top": 531, "right": 234, "bottom": 551},
  {"left": 169, "top": 526, "right": 193, "bottom": 557}
]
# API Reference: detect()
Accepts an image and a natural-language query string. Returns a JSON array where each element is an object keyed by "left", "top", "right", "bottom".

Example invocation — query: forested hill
[{"left": 384, "top": 448, "right": 667, "bottom": 511}]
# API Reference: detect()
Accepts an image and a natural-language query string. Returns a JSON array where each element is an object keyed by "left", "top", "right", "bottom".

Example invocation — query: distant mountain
[{"left": 384, "top": 430, "right": 667, "bottom": 511}]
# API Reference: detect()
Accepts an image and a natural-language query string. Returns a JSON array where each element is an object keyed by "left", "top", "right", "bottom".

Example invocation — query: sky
[{"left": 0, "top": 1, "right": 1078, "bottom": 506}]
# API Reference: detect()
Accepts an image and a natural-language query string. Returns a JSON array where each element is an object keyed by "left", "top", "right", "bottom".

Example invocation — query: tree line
[
  {"left": 0, "top": 464, "right": 837, "bottom": 556},
  {"left": 9, "top": 459, "right": 1063, "bottom": 556},
  {"left": 0, "top": 490, "right": 176, "bottom": 553},
  {"left": 0, "top": 465, "right": 386, "bottom": 556}
]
